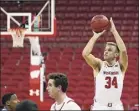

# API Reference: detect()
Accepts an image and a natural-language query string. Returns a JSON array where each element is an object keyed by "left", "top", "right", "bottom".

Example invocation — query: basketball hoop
[{"left": 9, "top": 28, "right": 26, "bottom": 47}]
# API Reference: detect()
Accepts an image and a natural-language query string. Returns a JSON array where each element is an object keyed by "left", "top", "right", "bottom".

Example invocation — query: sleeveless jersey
[
  {"left": 50, "top": 96, "right": 81, "bottom": 110},
  {"left": 94, "top": 61, "right": 124, "bottom": 104}
]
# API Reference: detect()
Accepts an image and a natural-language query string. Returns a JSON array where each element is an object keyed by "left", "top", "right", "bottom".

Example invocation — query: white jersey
[
  {"left": 94, "top": 61, "right": 124, "bottom": 104},
  {"left": 50, "top": 96, "right": 81, "bottom": 110}
]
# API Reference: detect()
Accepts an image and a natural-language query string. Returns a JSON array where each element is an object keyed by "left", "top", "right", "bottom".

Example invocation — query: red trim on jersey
[{"left": 67, "top": 100, "right": 74, "bottom": 104}]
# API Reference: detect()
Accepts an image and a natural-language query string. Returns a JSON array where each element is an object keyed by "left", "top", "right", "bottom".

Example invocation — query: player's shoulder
[
  {"left": 66, "top": 97, "right": 81, "bottom": 110},
  {"left": 98, "top": 60, "right": 105, "bottom": 70},
  {"left": 50, "top": 102, "right": 55, "bottom": 110}
]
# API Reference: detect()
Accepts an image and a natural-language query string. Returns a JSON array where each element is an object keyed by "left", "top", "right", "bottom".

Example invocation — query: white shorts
[{"left": 90, "top": 100, "right": 124, "bottom": 110}]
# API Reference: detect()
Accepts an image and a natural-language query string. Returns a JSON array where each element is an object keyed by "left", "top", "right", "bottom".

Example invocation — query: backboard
[{"left": 0, "top": 0, "right": 56, "bottom": 37}]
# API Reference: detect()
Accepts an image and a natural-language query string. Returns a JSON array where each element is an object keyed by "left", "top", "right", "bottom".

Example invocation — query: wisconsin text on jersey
[{"left": 103, "top": 71, "right": 119, "bottom": 75}]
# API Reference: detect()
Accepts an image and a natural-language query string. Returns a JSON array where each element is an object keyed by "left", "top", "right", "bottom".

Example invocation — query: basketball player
[
  {"left": 82, "top": 17, "right": 128, "bottom": 110},
  {"left": 46, "top": 72, "right": 81, "bottom": 110},
  {"left": 16, "top": 100, "right": 38, "bottom": 111},
  {"left": 1, "top": 93, "right": 20, "bottom": 111}
]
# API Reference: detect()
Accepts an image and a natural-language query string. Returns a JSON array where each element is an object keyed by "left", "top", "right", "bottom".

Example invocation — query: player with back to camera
[
  {"left": 1, "top": 93, "right": 20, "bottom": 111},
  {"left": 46, "top": 72, "right": 81, "bottom": 110},
  {"left": 15, "top": 100, "right": 38, "bottom": 111},
  {"left": 82, "top": 17, "right": 128, "bottom": 110}
]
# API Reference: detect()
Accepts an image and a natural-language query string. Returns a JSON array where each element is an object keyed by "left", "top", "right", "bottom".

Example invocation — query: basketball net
[{"left": 9, "top": 28, "right": 26, "bottom": 47}]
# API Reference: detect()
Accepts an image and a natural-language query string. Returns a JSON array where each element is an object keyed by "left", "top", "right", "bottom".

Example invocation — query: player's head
[
  {"left": 2, "top": 93, "right": 20, "bottom": 111},
  {"left": 104, "top": 42, "right": 119, "bottom": 61},
  {"left": 16, "top": 100, "right": 38, "bottom": 111},
  {"left": 47, "top": 72, "right": 68, "bottom": 99}
]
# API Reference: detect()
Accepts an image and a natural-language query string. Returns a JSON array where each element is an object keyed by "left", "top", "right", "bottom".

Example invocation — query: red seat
[
  {"left": 67, "top": 93, "right": 77, "bottom": 99},
  {"left": 68, "top": 69, "right": 81, "bottom": 75},
  {"left": 74, "top": 53, "right": 84, "bottom": 60},
  {"left": 1, "top": 48, "right": 9, "bottom": 54},
  {"left": 121, "top": 99, "right": 130, "bottom": 110},
  {"left": 48, "top": 52, "right": 61, "bottom": 61},
  {"left": 74, "top": 48, "right": 83, "bottom": 54},
  {"left": 82, "top": 64, "right": 93, "bottom": 73},
  {"left": 49, "top": 47, "right": 61, "bottom": 53},
  {"left": 123, "top": 80, "right": 133, "bottom": 87},
  {"left": 75, "top": 86, "right": 89, "bottom": 93},
  {"left": 68, "top": 80, "right": 77, "bottom": 87},
  {"left": 76, "top": 92, "right": 87, "bottom": 100},
  {"left": 121, "top": 93, "right": 130, "bottom": 100},
  {"left": 130, "top": 98, "right": 139, "bottom": 106},
  {"left": 57, "top": 68, "right": 69, "bottom": 74},
  {"left": 45, "top": 60, "right": 57, "bottom": 66},
  {"left": 83, "top": 99, "right": 93, "bottom": 106},
  {"left": 67, "top": 86, "right": 76, "bottom": 94},
  {"left": 132, "top": 87, "right": 138, "bottom": 98},
  {"left": 70, "top": 60, "right": 83, "bottom": 70},
  {"left": 45, "top": 60, "right": 57, "bottom": 72},
  {"left": 133, "top": 80, "right": 138, "bottom": 86},
  {"left": 86, "top": 92, "right": 94, "bottom": 99},
  {"left": 74, "top": 98, "right": 83, "bottom": 107},
  {"left": 62, "top": 47, "right": 74, "bottom": 54},
  {"left": 57, "top": 60, "right": 70, "bottom": 72},
  {"left": 60, "top": 54, "right": 73, "bottom": 61},
  {"left": 78, "top": 80, "right": 92, "bottom": 87},
  {"left": 40, "top": 47, "right": 49, "bottom": 53},
  {"left": 11, "top": 48, "right": 24, "bottom": 53}
]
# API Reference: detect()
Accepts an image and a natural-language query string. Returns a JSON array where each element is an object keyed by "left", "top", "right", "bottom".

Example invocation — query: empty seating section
[
  {"left": 0, "top": 0, "right": 138, "bottom": 110},
  {"left": 0, "top": 0, "right": 138, "bottom": 43}
]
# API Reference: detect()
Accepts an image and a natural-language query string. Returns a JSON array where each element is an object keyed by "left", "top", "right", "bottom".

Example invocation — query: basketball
[{"left": 91, "top": 15, "right": 110, "bottom": 33}]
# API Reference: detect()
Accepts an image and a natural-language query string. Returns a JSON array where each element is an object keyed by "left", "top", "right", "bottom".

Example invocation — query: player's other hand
[
  {"left": 93, "top": 30, "right": 106, "bottom": 38},
  {"left": 110, "top": 17, "right": 116, "bottom": 33}
]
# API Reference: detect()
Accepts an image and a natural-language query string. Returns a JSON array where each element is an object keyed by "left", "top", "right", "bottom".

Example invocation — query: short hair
[
  {"left": 16, "top": 100, "right": 38, "bottom": 111},
  {"left": 106, "top": 42, "right": 119, "bottom": 53},
  {"left": 47, "top": 72, "right": 68, "bottom": 92},
  {"left": 2, "top": 93, "right": 15, "bottom": 105}
]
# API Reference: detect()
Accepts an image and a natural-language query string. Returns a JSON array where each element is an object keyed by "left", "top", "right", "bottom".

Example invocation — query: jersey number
[{"left": 105, "top": 76, "right": 118, "bottom": 88}]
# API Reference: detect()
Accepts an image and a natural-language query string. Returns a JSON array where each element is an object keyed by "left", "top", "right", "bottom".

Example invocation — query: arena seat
[{"left": 57, "top": 61, "right": 70, "bottom": 73}]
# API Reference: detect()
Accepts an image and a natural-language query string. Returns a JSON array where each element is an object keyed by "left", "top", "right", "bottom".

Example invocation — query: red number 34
[{"left": 105, "top": 76, "right": 118, "bottom": 88}]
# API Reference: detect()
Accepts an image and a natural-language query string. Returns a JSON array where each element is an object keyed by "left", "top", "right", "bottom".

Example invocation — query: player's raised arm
[
  {"left": 110, "top": 17, "right": 128, "bottom": 73},
  {"left": 82, "top": 31, "right": 105, "bottom": 70}
]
